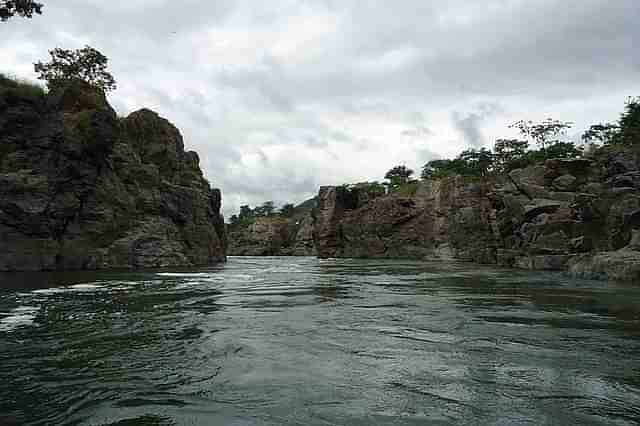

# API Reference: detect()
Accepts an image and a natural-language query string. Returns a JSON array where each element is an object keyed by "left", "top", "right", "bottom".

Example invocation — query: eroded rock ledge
[
  {"left": 313, "top": 147, "right": 640, "bottom": 282},
  {"left": 0, "top": 79, "right": 226, "bottom": 271}
]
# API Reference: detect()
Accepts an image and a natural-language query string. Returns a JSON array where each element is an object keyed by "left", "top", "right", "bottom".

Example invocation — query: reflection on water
[{"left": 1, "top": 257, "right": 639, "bottom": 425}]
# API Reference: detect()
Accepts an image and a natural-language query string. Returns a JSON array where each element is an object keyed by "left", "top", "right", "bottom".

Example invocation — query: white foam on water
[
  {"left": 32, "top": 283, "right": 106, "bottom": 295},
  {"left": 69, "top": 283, "right": 104, "bottom": 290},
  {"left": 157, "top": 272, "right": 212, "bottom": 277},
  {"left": 0, "top": 305, "right": 40, "bottom": 332},
  {"left": 228, "top": 274, "right": 259, "bottom": 281}
]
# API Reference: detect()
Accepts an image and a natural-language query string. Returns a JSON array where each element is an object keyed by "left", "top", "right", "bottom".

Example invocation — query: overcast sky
[{"left": 1, "top": 0, "right": 639, "bottom": 218}]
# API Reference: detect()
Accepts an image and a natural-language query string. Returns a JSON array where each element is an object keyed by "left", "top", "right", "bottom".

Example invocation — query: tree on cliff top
[
  {"left": 617, "top": 97, "right": 640, "bottom": 146},
  {"left": 254, "top": 201, "right": 276, "bottom": 217},
  {"left": 493, "top": 139, "right": 529, "bottom": 173},
  {"left": 385, "top": 165, "right": 414, "bottom": 186},
  {"left": 510, "top": 118, "right": 573, "bottom": 152},
  {"left": 0, "top": 0, "right": 43, "bottom": 21},
  {"left": 34, "top": 46, "right": 116, "bottom": 92},
  {"left": 582, "top": 97, "right": 639, "bottom": 147},
  {"left": 458, "top": 148, "right": 494, "bottom": 177},
  {"left": 582, "top": 123, "right": 620, "bottom": 145}
]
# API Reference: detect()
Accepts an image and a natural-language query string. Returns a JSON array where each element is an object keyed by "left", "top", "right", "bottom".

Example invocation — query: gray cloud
[
  {"left": 1, "top": 0, "right": 639, "bottom": 217},
  {"left": 452, "top": 103, "right": 503, "bottom": 147}
]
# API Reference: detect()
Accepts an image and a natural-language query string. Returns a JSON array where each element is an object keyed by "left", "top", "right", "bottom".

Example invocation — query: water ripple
[{"left": 0, "top": 257, "right": 639, "bottom": 425}]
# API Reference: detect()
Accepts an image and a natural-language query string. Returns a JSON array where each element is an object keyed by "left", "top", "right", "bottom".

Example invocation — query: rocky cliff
[
  {"left": 0, "top": 78, "right": 226, "bottom": 271},
  {"left": 494, "top": 146, "right": 640, "bottom": 281},
  {"left": 227, "top": 199, "right": 316, "bottom": 256},
  {"left": 313, "top": 147, "right": 640, "bottom": 281},
  {"left": 313, "top": 180, "right": 497, "bottom": 262}
]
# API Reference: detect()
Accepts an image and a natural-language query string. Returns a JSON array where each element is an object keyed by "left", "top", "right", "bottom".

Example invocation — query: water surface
[{"left": 1, "top": 257, "right": 639, "bottom": 425}]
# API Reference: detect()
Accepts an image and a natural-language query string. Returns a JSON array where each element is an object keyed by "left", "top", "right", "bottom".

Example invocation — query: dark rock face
[
  {"left": 494, "top": 148, "right": 640, "bottom": 280},
  {"left": 312, "top": 147, "right": 640, "bottom": 281},
  {"left": 313, "top": 179, "right": 497, "bottom": 262},
  {"left": 0, "top": 79, "right": 226, "bottom": 271},
  {"left": 227, "top": 199, "right": 316, "bottom": 256}
]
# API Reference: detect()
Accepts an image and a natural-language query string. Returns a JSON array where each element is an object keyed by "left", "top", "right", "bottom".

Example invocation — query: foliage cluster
[
  {"left": 384, "top": 101, "right": 640, "bottom": 184},
  {"left": 583, "top": 97, "right": 640, "bottom": 147},
  {"left": 0, "top": 0, "right": 43, "bottom": 21},
  {"left": 34, "top": 46, "right": 116, "bottom": 92},
  {"left": 228, "top": 201, "right": 295, "bottom": 228},
  {"left": 403, "top": 117, "right": 588, "bottom": 182}
]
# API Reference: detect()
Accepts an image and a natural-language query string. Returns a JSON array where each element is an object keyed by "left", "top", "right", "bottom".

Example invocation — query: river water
[{"left": 0, "top": 257, "right": 639, "bottom": 425}]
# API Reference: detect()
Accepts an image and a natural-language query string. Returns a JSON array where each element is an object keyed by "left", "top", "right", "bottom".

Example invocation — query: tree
[
  {"left": 458, "top": 148, "right": 494, "bottom": 176},
  {"left": 581, "top": 97, "right": 640, "bottom": 147},
  {"left": 493, "top": 139, "right": 529, "bottom": 172},
  {"left": 0, "top": 0, "right": 43, "bottom": 21},
  {"left": 545, "top": 141, "right": 583, "bottom": 159},
  {"left": 238, "top": 205, "right": 253, "bottom": 220},
  {"left": 384, "top": 165, "right": 414, "bottom": 187},
  {"left": 617, "top": 97, "right": 640, "bottom": 146},
  {"left": 582, "top": 123, "right": 619, "bottom": 145},
  {"left": 255, "top": 201, "right": 275, "bottom": 217},
  {"left": 510, "top": 118, "right": 573, "bottom": 152},
  {"left": 34, "top": 46, "right": 116, "bottom": 91},
  {"left": 280, "top": 203, "right": 295, "bottom": 218}
]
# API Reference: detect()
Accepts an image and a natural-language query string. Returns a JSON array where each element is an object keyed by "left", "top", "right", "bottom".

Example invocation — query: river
[{"left": 1, "top": 257, "right": 639, "bottom": 425}]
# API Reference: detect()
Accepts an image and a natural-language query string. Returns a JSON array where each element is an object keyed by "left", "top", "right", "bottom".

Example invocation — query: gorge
[
  {"left": 2, "top": 76, "right": 639, "bottom": 282},
  {"left": 230, "top": 146, "right": 640, "bottom": 282}
]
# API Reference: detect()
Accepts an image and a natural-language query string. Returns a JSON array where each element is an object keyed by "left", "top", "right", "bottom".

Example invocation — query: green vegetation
[
  {"left": 382, "top": 166, "right": 423, "bottom": 197},
  {"left": 493, "top": 139, "right": 529, "bottom": 173},
  {"left": 34, "top": 46, "right": 116, "bottom": 92},
  {"left": 583, "top": 97, "right": 640, "bottom": 147},
  {"left": 510, "top": 118, "right": 573, "bottom": 152},
  {"left": 394, "top": 99, "right": 639, "bottom": 186},
  {"left": 384, "top": 165, "right": 414, "bottom": 187},
  {"left": 229, "top": 201, "right": 292, "bottom": 228},
  {"left": 616, "top": 97, "right": 640, "bottom": 146},
  {"left": 417, "top": 117, "right": 586, "bottom": 181},
  {"left": 421, "top": 148, "right": 494, "bottom": 179},
  {"left": 0, "top": 73, "right": 46, "bottom": 101},
  {"left": 0, "top": 0, "right": 43, "bottom": 21}
]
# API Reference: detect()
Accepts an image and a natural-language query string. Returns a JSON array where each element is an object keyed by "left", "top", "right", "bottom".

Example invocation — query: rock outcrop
[
  {"left": 313, "top": 179, "right": 497, "bottom": 262},
  {"left": 226, "top": 198, "right": 316, "bottom": 256},
  {"left": 494, "top": 146, "right": 640, "bottom": 281},
  {"left": 0, "top": 78, "right": 226, "bottom": 271},
  {"left": 312, "top": 146, "right": 640, "bottom": 281}
]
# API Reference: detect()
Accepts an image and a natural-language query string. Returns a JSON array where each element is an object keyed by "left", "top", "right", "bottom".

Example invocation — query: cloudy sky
[{"left": 1, "top": 0, "right": 639, "bottom": 217}]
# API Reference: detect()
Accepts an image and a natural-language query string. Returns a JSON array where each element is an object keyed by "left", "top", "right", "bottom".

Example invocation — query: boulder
[{"left": 552, "top": 174, "right": 578, "bottom": 191}]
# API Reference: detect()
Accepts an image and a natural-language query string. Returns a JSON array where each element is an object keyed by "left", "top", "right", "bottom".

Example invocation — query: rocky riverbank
[
  {"left": 312, "top": 147, "right": 640, "bottom": 282},
  {"left": 0, "top": 78, "right": 226, "bottom": 271}
]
